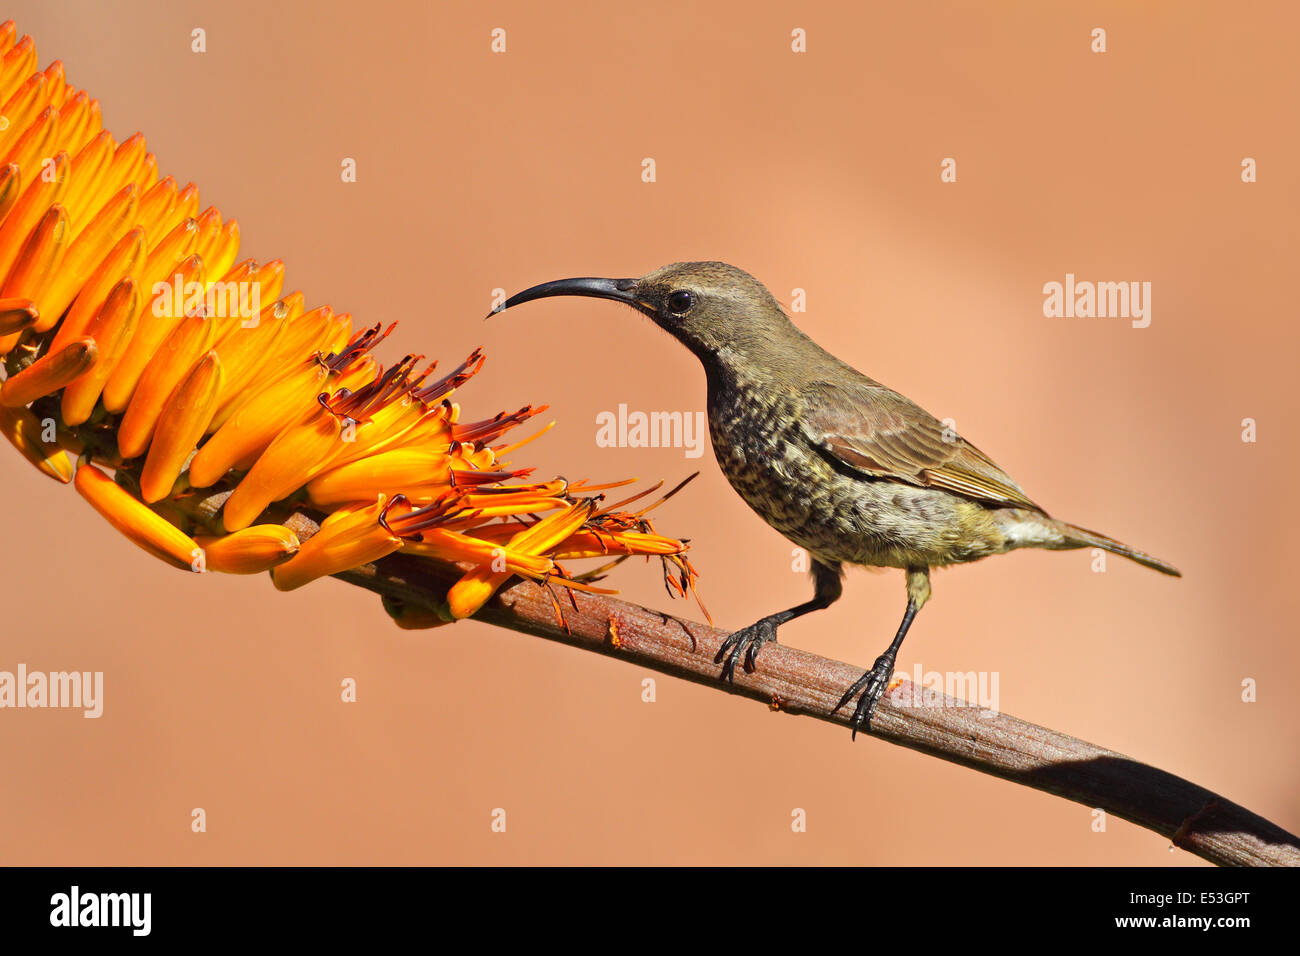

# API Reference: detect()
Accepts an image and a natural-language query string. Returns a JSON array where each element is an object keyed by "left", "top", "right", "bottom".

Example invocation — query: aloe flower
[{"left": 0, "top": 21, "right": 704, "bottom": 626}]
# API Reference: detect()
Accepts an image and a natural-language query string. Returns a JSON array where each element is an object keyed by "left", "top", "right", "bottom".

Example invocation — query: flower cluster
[{"left": 0, "top": 22, "right": 703, "bottom": 626}]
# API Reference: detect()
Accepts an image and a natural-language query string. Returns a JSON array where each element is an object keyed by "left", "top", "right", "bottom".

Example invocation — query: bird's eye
[{"left": 667, "top": 290, "right": 694, "bottom": 314}]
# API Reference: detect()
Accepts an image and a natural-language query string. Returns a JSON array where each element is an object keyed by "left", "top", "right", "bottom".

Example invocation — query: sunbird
[{"left": 496, "top": 262, "right": 1180, "bottom": 735}]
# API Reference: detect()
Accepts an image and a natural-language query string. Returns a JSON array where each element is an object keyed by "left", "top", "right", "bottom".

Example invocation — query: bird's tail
[{"left": 1054, "top": 521, "right": 1181, "bottom": 577}]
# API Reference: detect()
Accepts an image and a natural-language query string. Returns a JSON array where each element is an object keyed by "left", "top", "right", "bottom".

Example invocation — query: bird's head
[{"left": 492, "top": 261, "right": 795, "bottom": 362}]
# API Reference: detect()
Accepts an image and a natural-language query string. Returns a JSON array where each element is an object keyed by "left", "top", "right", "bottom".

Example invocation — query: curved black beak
[{"left": 487, "top": 276, "right": 651, "bottom": 319}]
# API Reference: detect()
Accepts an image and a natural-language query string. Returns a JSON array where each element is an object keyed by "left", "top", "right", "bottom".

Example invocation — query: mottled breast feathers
[{"left": 798, "top": 379, "right": 1046, "bottom": 514}]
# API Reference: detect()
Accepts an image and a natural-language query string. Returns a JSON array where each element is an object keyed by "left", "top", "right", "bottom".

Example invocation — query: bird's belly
[{"left": 708, "top": 412, "right": 1004, "bottom": 569}]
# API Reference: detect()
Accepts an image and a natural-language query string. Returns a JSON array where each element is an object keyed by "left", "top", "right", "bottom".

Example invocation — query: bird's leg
[
  {"left": 714, "top": 560, "right": 842, "bottom": 682},
  {"left": 835, "top": 602, "right": 916, "bottom": 738},
  {"left": 834, "top": 566, "right": 931, "bottom": 739}
]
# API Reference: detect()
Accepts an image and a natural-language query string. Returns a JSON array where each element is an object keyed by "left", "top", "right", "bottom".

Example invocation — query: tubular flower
[
  {"left": 0, "top": 402, "right": 71, "bottom": 481},
  {"left": 74, "top": 463, "right": 201, "bottom": 571},
  {"left": 441, "top": 499, "right": 601, "bottom": 621},
  {"left": 0, "top": 23, "right": 705, "bottom": 624},
  {"left": 269, "top": 494, "right": 410, "bottom": 592},
  {"left": 194, "top": 524, "right": 300, "bottom": 575}
]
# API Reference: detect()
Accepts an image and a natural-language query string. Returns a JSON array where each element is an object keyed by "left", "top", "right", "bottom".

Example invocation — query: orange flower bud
[
  {"left": 0, "top": 403, "right": 72, "bottom": 482},
  {"left": 0, "top": 336, "right": 97, "bottom": 408},
  {"left": 74, "top": 463, "right": 203, "bottom": 572},
  {"left": 60, "top": 276, "right": 140, "bottom": 426},
  {"left": 0, "top": 204, "right": 68, "bottom": 321},
  {"left": 0, "top": 295, "right": 37, "bottom": 335},
  {"left": 138, "top": 349, "right": 223, "bottom": 501},
  {"left": 194, "top": 524, "right": 300, "bottom": 574},
  {"left": 116, "top": 310, "right": 218, "bottom": 458},
  {"left": 101, "top": 252, "right": 203, "bottom": 412},
  {"left": 40, "top": 180, "right": 137, "bottom": 326},
  {"left": 270, "top": 497, "right": 403, "bottom": 591}
]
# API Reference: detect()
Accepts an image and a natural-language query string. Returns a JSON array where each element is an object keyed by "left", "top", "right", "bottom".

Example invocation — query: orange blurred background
[{"left": 1, "top": 0, "right": 1296, "bottom": 865}]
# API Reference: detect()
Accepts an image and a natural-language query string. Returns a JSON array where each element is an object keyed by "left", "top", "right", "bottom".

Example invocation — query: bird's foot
[
  {"left": 713, "top": 618, "right": 779, "bottom": 683},
  {"left": 833, "top": 651, "right": 900, "bottom": 740}
]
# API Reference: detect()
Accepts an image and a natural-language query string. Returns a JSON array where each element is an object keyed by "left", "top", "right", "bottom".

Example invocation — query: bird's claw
[
  {"left": 713, "top": 619, "right": 778, "bottom": 683},
  {"left": 833, "top": 652, "right": 898, "bottom": 740}
]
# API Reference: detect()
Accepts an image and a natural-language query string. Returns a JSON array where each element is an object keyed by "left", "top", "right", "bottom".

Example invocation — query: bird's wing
[{"left": 799, "top": 379, "right": 1046, "bottom": 513}]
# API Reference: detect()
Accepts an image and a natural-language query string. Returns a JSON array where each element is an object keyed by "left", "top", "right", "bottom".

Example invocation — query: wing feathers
[{"left": 801, "top": 379, "right": 1045, "bottom": 513}]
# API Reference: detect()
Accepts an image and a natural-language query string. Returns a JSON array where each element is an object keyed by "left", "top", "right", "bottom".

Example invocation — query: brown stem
[{"left": 335, "top": 549, "right": 1300, "bottom": 868}]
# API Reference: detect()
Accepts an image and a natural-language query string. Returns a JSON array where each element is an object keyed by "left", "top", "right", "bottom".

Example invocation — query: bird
[{"left": 493, "top": 261, "right": 1180, "bottom": 736}]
